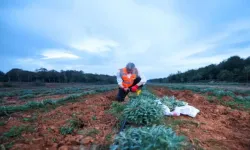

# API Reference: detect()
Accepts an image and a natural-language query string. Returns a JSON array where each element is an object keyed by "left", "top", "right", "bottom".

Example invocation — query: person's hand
[
  {"left": 131, "top": 85, "right": 139, "bottom": 92},
  {"left": 123, "top": 88, "right": 129, "bottom": 92}
]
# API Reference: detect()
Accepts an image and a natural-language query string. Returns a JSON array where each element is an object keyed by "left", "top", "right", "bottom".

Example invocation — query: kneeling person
[{"left": 116, "top": 62, "right": 147, "bottom": 102}]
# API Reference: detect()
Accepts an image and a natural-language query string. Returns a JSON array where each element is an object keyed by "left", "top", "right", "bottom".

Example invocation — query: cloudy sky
[{"left": 1, "top": 0, "right": 250, "bottom": 79}]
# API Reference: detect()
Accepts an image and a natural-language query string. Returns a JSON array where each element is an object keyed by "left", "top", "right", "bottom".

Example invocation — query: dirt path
[
  {"left": 0, "top": 91, "right": 118, "bottom": 150},
  {"left": 150, "top": 87, "right": 250, "bottom": 150}
]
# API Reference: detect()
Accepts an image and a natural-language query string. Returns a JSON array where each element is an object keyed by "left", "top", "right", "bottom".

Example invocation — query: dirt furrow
[{"left": 0, "top": 91, "right": 118, "bottom": 150}]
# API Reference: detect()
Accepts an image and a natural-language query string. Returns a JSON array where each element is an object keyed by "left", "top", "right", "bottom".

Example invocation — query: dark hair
[{"left": 126, "top": 62, "right": 135, "bottom": 70}]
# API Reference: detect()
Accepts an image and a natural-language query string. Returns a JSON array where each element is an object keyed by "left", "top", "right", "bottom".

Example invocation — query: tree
[
  {"left": 0, "top": 71, "right": 5, "bottom": 82},
  {"left": 218, "top": 56, "right": 244, "bottom": 71},
  {"left": 149, "top": 55, "right": 250, "bottom": 83},
  {"left": 244, "top": 66, "right": 250, "bottom": 85},
  {"left": 6, "top": 68, "right": 24, "bottom": 82},
  {"left": 35, "top": 68, "right": 48, "bottom": 82}
]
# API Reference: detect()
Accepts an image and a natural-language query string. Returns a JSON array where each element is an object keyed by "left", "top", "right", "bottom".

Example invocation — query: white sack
[{"left": 155, "top": 99, "right": 200, "bottom": 117}]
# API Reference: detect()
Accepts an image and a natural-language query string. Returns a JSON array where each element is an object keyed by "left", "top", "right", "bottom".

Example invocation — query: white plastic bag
[
  {"left": 173, "top": 105, "right": 200, "bottom": 117},
  {"left": 155, "top": 99, "right": 200, "bottom": 117}
]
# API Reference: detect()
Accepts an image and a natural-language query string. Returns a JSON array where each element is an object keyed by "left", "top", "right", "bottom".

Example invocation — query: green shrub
[
  {"left": 69, "top": 115, "right": 84, "bottom": 129},
  {"left": 123, "top": 94, "right": 164, "bottom": 125},
  {"left": 59, "top": 126, "right": 74, "bottom": 135},
  {"left": 111, "top": 125, "right": 186, "bottom": 150},
  {"left": 108, "top": 102, "right": 126, "bottom": 119},
  {"left": 161, "top": 96, "right": 187, "bottom": 111},
  {"left": 213, "top": 90, "right": 234, "bottom": 97},
  {"left": 2, "top": 125, "right": 35, "bottom": 138},
  {"left": 86, "top": 128, "right": 100, "bottom": 136},
  {"left": 245, "top": 96, "right": 250, "bottom": 101},
  {"left": 0, "top": 121, "right": 6, "bottom": 126},
  {"left": 19, "top": 94, "right": 35, "bottom": 99}
]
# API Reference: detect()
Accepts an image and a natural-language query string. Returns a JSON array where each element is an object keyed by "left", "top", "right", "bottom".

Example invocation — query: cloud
[
  {"left": 71, "top": 38, "right": 119, "bottom": 53},
  {"left": 41, "top": 49, "right": 79, "bottom": 59},
  {"left": 1, "top": 0, "right": 250, "bottom": 78},
  {"left": 16, "top": 58, "right": 54, "bottom": 70}
]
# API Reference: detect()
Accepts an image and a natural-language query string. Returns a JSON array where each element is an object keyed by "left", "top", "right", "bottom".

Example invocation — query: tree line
[
  {"left": 0, "top": 68, "right": 116, "bottom": 84},
  {"left": 149, "top": 56, "right": 250, "bottom": 83}
]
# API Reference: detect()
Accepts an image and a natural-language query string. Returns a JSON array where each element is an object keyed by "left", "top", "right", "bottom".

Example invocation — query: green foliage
[
  {"left": 149, "top": 56, "right": 250, "bottom": 83},
  {"left": 4, "top": 67, "right": 116, "bottom": 83},
  {"left": 111, "top": 125, "right": 186, "bottom": 150},
  {"left": 212, "top": 90, "right": 235, "bottom": 97},
  {"left": 105, "top": 133, "right": 112, "bottom": 142},
  {"left": 69, "top": 115, "right": 84, "bottom": 129},
  {"left": 52, "top": 138, "right": 57, "bottom": 142},
  {"left": 0, "top": 121, "right": 6, "bottom": 126},
  {"left": 92, "top": 115, "right": 97, "bottom": 120},
  {"left": 161, "top": 96, "right": 187, "bottom": 111},
  {"left": 22, "top": 114, "right": 37, "bottom": 122},
  {"left": 0, "top": 87, "right": 115, "bottom": 116},
  {"left": 157, "top": 84, "right": 250, "bottom": 110},
  {"left": 123, "top": 92, "right": 164, "bottom": 125},
  {"left": 19, "top": 94, "right": 35, "bottom": 100},
  {"left": 78, "top": 128, "right": 100, "bottom": 137},
  {"left": 86, "top": 128, "right": 100, "bottom": 136},
  {"left": 108, "top": 101, "right": 126, "bottom": 119},
  {"left": 0, "top": 85, "right": 116, "bottom": 101},
  {"left": 1, "top": 141, "right": 15, "bottom": 150},
  {"left": 59, "top": 114, "right": 84, "bottom": 135},
  {"left": 2, "top": 125, "right": 35, "bottom": 138},
  {"left": 59, "top": 126, "right": 74, "bottom": 135}
]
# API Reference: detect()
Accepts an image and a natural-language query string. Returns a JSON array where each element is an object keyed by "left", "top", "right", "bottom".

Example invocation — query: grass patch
[
  {"left": 92, "top": 115, "right": 97, "bottom": 120},
  {"left": 165, "top": 118, "right": 199, "bottom": 129},
  {"left": 107, "top": 101, "right": 126, "bottom": 120},
  {"left": 0, "top": 121, "right": 6, "bottom": 126},
  {"left": 19, "top": 94, "right": 35, "bottom": 100},
  {"left": 105, "top": 133, "right": 112, "bottom": 142},
  {"left": 22, "top": 114, "right": 38, "bottom": 122},
  {"left": 52, "top": 137, "right": 57, "bottom": 143},
  {"left": 68, "top": 114, "right": 84, "bottom": 128},
  {"left": 59, "top": 126, "right": 74, "bottom": 135},
  {"left": 1, "top": 125, "right": 36, "bottom": 138},
  {"left": 78, "top": 128, "right": 100, "bottom": 137},
  {"left": 1, "top": 141, "right": 15, "bottom": 150},
  {"left": 59, "top": 114, "right": 84, "bottom": 135},
  {"left": 86, "top": 129, "right": 100, "bottom": 136}
]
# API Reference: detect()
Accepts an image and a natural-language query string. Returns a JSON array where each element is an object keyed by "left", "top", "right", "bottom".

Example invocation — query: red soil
[{"left": 0, "top": 91, "right": 118, "bottom": 150}]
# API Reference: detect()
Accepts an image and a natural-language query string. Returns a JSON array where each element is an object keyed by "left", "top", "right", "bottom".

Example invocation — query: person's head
[{"left": 126, "top": 62, "right": 135, "bottom": 73}]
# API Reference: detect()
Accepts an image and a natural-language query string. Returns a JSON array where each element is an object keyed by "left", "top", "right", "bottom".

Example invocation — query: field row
[
  {"left": 1, "top": 85, "right": 250, "bottom": 149},
  {"left": 150, "top": 84, "right": 250, "bottom": 110},
  {"left": 0, "top": 85, "right": 116, "bottom": 98},
  {"left": 0, "top": 86, "right": 116, "bottom": 116},
  {"left": 0, "top": 85, "right": 117, "bottom": 106}
]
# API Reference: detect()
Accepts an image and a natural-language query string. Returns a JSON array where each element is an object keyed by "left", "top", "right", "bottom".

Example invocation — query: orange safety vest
[{"left": 120, "top": 68, "right": 138, "bottom": 88}]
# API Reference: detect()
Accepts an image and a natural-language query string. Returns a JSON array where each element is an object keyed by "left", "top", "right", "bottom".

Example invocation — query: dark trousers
[{"left": 116, "top": 77, "right": 143, "bottom": 102}]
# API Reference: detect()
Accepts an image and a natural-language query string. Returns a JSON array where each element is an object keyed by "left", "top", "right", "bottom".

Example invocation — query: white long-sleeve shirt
[{"left": 116, "top": 69, "right": 147, "bottom": 86}]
